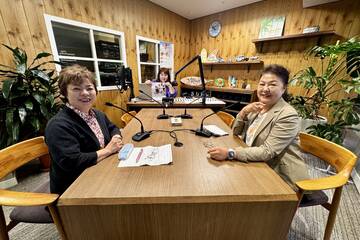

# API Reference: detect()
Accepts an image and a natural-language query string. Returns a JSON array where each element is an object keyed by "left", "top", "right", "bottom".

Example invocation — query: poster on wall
[
  {"left": 159, "top": 41, "right": 174, "bottom": 69},
  {"left": 258, "top": 16, "right": 286, "bottom": 39}
]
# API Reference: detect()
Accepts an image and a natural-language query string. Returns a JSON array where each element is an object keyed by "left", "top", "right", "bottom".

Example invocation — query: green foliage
[
  {"left": 0, "top": 45, "right": 61, "bottom": 149},
  {"left": 289, "top": 37, "right": 360, "bottom": 143}
]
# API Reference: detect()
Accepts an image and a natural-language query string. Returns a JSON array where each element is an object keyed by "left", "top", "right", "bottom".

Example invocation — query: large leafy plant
[
  {"left": 290, "top": 37, "right": 360, "bottom": 144},
  {"left": 0, "top": 45, "right": 61, "bottom": 149}
]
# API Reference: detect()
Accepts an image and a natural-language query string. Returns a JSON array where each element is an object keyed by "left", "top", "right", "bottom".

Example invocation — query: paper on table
[
  {"left": 118, "top": 144, "right": 172, "bottom": 167},
  {"left": 204, "top": 125, "right": 229, "bottom": 136}
]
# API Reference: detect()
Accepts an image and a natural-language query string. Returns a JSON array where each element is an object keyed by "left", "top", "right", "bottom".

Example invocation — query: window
[
  {"left": 44, "top": 14, "right": 127, "bottom": 90},
  {"left": 136, "top": 36, "right": 174, "bottom": 83}
]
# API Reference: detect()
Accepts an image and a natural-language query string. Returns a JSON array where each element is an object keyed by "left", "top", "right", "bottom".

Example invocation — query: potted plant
[
  {"left": 0, "top": 45, "right": 61, "bottom": 168},
  {"left": 289, "top": 37, "right": 360, "bottom": 144}
]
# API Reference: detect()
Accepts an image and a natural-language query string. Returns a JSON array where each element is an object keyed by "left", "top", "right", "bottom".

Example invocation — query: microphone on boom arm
[
  {"left": 195, "top": 101, "right": 240, "bottom": 137},
  {"left": 138, "top": 89, "right": 172, "bottom": 119},
  {"left": 105, "top": 102, "right": 150, "bottom": 141}
]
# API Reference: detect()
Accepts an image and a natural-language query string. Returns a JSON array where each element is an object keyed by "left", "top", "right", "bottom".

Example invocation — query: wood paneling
[
  {"left": 0, "top": 0, "right": 191, "bottom": 127},
  {"left": 189, "top": 0, "right": 360, "bottom": 118},
  {"left": 0, "top": 0, "right": 359, "bottom": 125}
]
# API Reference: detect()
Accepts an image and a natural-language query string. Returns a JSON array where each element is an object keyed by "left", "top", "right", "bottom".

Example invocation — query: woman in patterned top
[{"left": 45, "top": 65, "right": 123, "bottom": 194}]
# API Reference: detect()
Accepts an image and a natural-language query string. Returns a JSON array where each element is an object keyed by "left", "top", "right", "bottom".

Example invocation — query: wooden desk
[
  {"left": 127, "top": 97, "right": 226, "bottom": 112},
  {"left": 57, "top": 108, "right": 298, "bottom": 240}
]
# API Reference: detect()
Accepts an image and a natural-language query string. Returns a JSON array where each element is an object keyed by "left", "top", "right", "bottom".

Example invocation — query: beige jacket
[{"left": 232, "top": 98, "right": 309, "bottom": 190}]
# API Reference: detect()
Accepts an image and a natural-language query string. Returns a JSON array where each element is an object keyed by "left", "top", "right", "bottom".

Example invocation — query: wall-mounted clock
[{"left": 209, "top": 20, "right": 221, "bottom": 38}]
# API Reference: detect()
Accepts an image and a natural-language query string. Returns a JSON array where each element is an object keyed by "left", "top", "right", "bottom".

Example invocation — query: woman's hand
[
  {"left": 145, "top": 80, "right": 152, "bottom": 84},
  {"left": 239, "top": 102, "right": 265, "bottom": 119},
  {"left": 207, "top": 147, "right": 228, "bottom": 160},
  {"left": 97, "top": 135, "right": 123, "bottom": 162}
]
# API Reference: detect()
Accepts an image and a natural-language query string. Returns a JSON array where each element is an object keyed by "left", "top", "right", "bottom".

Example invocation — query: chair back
[
  {"left": 299, "top": 132, "right": 357, "bottom": 181},
  {"left": 0, "top": 137, "right": 49, "bottom": 180},
  {"left": 121, "top": 111, "right": 137, "bottom": 126},
  {"left": 216, "top": 111, "right": 235, "bottom": 128}
]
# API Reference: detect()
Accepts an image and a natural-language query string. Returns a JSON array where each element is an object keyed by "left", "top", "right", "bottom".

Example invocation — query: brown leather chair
[
  {"left": 296, "top": 132, "right": 357, "bottom": 240},
  {"left": 0, "top": 137, "right": 67, "bottom": 240},
  {"left": 121, "top": 111, "right": 137, "bottom": 126},
  {"left": 216, "top": 111, "right": 235, "bottom": 128}
]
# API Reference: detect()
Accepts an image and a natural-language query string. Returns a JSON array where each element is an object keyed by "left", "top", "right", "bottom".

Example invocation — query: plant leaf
[
  {"left": 32, "top": 69, "right": 50, "bottom": 82},
  {"left": 24, "top": 100, "right": 33, "bottom": 110},
  {"left": 18, "top": 107, "right": 27, "bottom": 123},
  {"left": 2, "top": 79, "right": 14, "bottom": 99}
]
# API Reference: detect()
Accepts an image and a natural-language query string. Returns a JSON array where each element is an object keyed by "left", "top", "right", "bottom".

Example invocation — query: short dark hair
[
  {"left": 261, "top": 64, "right": 290, "bottom": 86},
  {"left": 58, "top": 65, "right": 97, "bottom": 101}
]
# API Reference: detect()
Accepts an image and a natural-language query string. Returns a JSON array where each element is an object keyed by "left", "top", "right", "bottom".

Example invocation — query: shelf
[
  {"left": 181, "top": 84, "right": 255, "bottom": 94},
  {"left": 252, "top": 30, "right": 337, "bottom": 52},
  {"left": 203, "top": 60, "right": 263, "bottom": 72}
]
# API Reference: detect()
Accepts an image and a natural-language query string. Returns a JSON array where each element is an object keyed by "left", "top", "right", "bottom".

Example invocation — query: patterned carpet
[{"left": 3, "top": 156, "right": 360, "bottom": 240}]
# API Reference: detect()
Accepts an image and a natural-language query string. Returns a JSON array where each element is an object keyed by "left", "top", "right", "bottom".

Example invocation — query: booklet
[{"left": 118, "top": 144, "right": 172, "bottom": 167}]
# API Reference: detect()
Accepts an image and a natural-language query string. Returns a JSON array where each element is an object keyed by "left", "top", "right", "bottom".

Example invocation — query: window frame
[
  {"left": 44, "top": 14, "right": 127, "bottom": 91},
  {"left": 136, "top": 35, "right": 160, "bottom": 84}
]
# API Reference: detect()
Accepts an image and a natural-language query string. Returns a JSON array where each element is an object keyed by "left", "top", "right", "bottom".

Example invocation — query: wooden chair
[
  {"left": 0, "top": 137, "right": 67, "bottom": 240},
  {"left": 121, "top": 110, "right": 137, "bottom": 126},
  {"left": 216, "top": 111, "right": 235, "bottom": 128},
  {"left": 296, "top": 132, "right": 357, "bottom": 240}
]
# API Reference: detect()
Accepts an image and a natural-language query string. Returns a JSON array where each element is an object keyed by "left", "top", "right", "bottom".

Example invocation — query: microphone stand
[
  {"left": 195, "top": 101, "right": 240, "bottom": 137},
  {"left": 139, "top": 89, "right": 172, "bottom": 119},
  {"left": 105, "top": 102, "right": 151, "bottom": 141},
  {"left": 175, "top": 96, "right": 203, "bottom": 119},
  {"left": 174, "top": 55, "right": 206, "bottom": 105}
]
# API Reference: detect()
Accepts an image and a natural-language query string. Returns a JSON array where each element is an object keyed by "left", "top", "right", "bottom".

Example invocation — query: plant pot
[
  {"left": 299, "top": 116, "right": 327, "bottom": 132},
  {"left": 39, "top": 154, "right": 51, "bottom": 172}
]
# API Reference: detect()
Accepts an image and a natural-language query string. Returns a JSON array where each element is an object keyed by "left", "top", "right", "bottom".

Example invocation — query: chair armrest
[
  {"left": 0, "top": 189, "right": 59, "bottom": 206},
  {"left": 296, "top": 173, "right": 349, "bottom": 191}
]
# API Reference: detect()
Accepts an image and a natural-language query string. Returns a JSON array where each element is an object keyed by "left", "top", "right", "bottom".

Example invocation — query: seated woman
[
  {"left": 145, "top": 68, "right": 177, "bottom": 98},
  {"left": 45, "top": 65, "right": 124, "bottom": 195},
  {"left": 208, "top": 64, "right": 309, "bottom": 190}
]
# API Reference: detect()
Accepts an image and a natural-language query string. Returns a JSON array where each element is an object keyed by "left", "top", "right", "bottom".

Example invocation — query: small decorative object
[
  {"left": 214, "top": 77, "right": 225, "bottom": 87},
  {"left": 200, "top": 48, "right": 208, "bottom": 63},
  {"left": 209, "top": 20, "right": 222, "bottom": 38},
  {"left": 228, "top": 76, "right": 237, "bottom": 88},
  {"left": 241, "top": 80, "right": 248, "bottom": 89},
  {"left": 207, "top": 49, "right": 219, "bottom": 62},
  {"left": 249, "top": 56, "right": 260, "bottom": 61},
  {"left": 258, "top": 16, "right": 286, "bottom": 39},
  {"left": 245, "top": 83, "right": 251, "bottom": 90},
  {"left": 217, "top": 57, "right": 225, "bottom": 63},
  {"left": 303, "top": 26, "right": 320, "bottom": 34},
  {"left": 235, "top": 55, "right": 248, "bottom": 62},
  {"left": 181, "top": 76, "right": 209, "bottom": 86}
]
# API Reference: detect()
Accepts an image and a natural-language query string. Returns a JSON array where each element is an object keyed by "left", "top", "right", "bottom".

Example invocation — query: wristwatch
[{"left": 227, "top": 148, "right": 236, "bottom": 160}]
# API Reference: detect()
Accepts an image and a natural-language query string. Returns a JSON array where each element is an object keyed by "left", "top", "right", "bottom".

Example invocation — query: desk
[
  {"left": 127, "top": 97, "right": 226, "bottom": 112},
  {"left": 57, "top": 108, "right": 298, "bottom": 240}
]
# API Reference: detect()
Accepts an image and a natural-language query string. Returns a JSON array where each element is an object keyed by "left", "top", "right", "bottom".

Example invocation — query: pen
[{"left": 136, "top": 148, "right": 143, "bottom": 163}]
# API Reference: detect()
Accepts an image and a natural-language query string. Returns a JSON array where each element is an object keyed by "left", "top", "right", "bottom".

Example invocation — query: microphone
[
  {"left": 195, "top": 101, "right": 240, "bottom": 137},
  {"left": 105, "top": 102, "right": 150, "bottom": 141},
  {"left": 139, "top": 89, "right": 172, "bottom": 119},
  {"left": 175, "top": 96, "right": 204, "bottom": 119}
]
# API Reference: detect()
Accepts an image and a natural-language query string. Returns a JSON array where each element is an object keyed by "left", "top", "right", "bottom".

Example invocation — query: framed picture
[{"left": 258, "top": 16, "right": 286, "bottom": 39}]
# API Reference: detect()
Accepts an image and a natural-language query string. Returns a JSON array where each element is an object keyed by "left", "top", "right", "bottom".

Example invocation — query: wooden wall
[
  {"left": 0, "top": 0, "right": 359, "bottom": 126},
  {"left": 189, "top": 0, "right": 360, "bottom": 117},
  {"left": 0, "top": 0, "right": 190, "bottom": 127}
]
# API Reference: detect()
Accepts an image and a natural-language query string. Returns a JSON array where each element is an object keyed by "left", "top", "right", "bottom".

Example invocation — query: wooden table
[{"left": 57, "top": 108, "right": 298, "bottom": 240}]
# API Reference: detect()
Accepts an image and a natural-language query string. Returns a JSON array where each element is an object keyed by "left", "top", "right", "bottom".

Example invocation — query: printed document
[{"left": 118, "top": 144, "right": 172, "bottom": 167}]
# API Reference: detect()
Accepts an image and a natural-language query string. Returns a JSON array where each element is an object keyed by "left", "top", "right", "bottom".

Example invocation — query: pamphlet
[
  {"left": 118, "top": 144, "right": 172, "bottom": 167},
  {"left": 204, "top": 125, "right": 229, "bottom": 136}
]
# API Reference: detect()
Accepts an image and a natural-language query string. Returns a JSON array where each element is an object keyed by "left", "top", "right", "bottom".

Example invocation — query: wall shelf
[
  {"left": 252, "top": 30, "right": 337, "bottom": 52},
  {"left": 203, "top": 60, "right": 264, "bottom": 72}
]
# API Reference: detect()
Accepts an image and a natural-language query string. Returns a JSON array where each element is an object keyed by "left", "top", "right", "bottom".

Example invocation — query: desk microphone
[
  {"left": 105, "top": 102, "right": 150, "bottom": 141},
  {"left": 139, "top": 89, "right": 172, "bottom": 119},
  {"left": 195, "top": 101, "right": 240, "bottom": 137},
  {"left": 175, "top": 96, "right": 204, "bottom": 119}
]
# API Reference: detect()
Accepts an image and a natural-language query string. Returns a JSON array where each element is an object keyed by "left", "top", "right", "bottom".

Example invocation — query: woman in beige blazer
[{"left": 208, "top": 64, "right": 309, "bottom": 190}]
